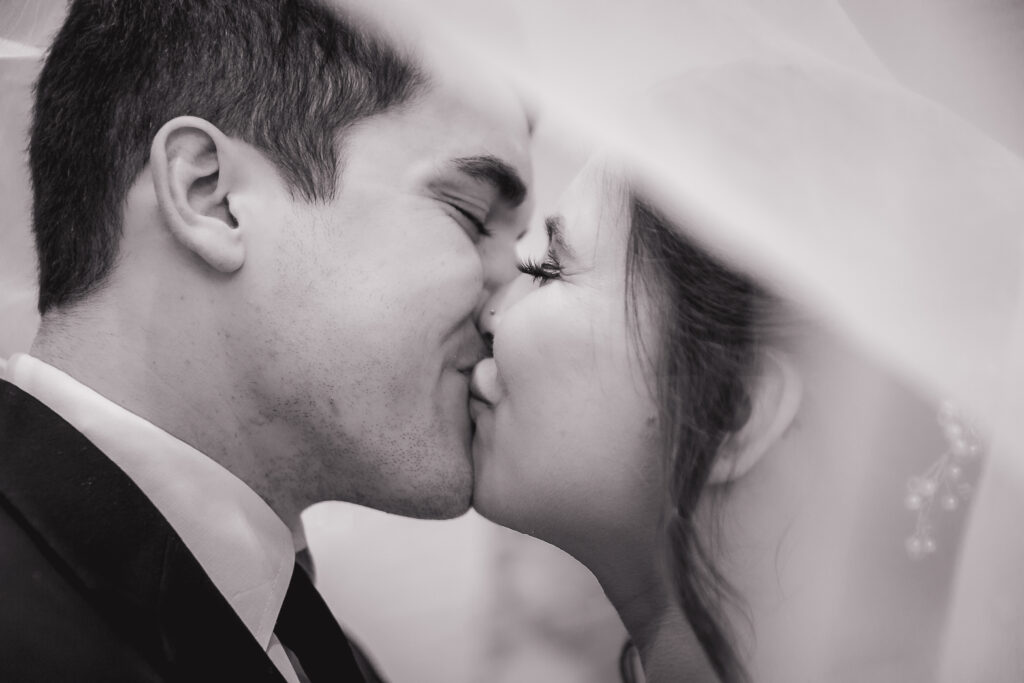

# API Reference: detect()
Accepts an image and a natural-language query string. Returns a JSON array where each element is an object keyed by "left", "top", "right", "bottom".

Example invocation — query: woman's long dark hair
[{"left": 625, "top": 193, "right": 773, "bottom": 683}]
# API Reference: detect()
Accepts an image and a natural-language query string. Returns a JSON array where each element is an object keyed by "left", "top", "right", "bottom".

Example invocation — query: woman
[{"left": 468, "top": 154, "right": 976, "bottom": 682}]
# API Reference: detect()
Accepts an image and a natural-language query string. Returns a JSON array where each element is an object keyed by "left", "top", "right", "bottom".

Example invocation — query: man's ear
[
  {"left": 708, "top": 350, "right": 802, "bottom": 485},
  {"left": 150, "top": 116, "right": 245, "bottom": 273}
]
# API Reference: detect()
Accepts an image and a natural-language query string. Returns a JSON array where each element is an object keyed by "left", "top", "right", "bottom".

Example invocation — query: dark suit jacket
[{"left": 0, "top": 378, "right": 362, "bottom": 682}]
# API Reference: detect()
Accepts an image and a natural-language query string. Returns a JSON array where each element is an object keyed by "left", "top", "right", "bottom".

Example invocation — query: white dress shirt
[{"left": 4, "top": 353, "right": 301, "bottom": 682}]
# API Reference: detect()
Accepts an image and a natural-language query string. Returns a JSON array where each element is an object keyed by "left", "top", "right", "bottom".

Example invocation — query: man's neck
[{"left": 31, "top": 308, "right": 305, "bottom": 530}]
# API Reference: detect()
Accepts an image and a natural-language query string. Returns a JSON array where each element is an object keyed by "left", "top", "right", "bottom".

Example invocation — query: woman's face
[{"left": 470, "top": 160, "right": 664, "bottom": 558}]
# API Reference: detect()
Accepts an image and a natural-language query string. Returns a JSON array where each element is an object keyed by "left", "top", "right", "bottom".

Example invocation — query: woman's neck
[
  {"left": 638, "top": 608, "right": 717, "bottom": 683},
  {"left": 591, "top": 559, "right": 718, "bottom": 683}
]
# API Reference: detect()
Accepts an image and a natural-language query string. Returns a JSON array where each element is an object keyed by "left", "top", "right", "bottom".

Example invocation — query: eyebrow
[
  {"left": 453, "top": 155, "right": 528, "bottom": 208},
  {"left": 545, "top": 214, "right": 573, "bottom": 259}
]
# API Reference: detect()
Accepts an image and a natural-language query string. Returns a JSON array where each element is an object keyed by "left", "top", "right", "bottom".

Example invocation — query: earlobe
[
  {"left": 708, "top": 350, "right": 803, "bottom": 485},
  {"left": 150, "top": 116, "right": 245, "bottom": 273}
]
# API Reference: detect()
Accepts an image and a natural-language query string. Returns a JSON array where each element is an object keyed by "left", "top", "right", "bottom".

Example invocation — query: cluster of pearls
[{"left": 904, "top": 401, "right": 982, "bottom": 559}]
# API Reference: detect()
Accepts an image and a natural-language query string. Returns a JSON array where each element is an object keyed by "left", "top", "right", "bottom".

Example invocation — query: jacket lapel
[{"left": 0, "top": 380, "right": 286, "bottom": 682}]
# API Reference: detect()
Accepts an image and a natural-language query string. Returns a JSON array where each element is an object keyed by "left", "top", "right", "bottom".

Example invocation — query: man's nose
[{"left": 478, "top": 229, "right": 522, "bottom": 298}]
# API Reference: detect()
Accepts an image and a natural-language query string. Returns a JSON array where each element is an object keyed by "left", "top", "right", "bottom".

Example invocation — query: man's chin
[
  {"left": 392, "top": 485, "right": 473, "bottom": 520},
  {"left": 387, "top": 457, "right": 474, "bottom": 520}
]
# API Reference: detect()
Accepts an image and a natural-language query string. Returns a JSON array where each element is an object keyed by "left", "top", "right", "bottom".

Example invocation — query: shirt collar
[{"left": 4, "top": 353, "right": 295, "bottom": 650}]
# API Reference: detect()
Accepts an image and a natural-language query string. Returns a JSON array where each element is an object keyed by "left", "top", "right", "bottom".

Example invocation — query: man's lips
[
  {"left": 468, "top": 377, "right": 491, "bottom": 406},
  {"left": 453, "top": 335, "right": 489, "bottom": 377},
  {"left": 468, "top": 372, "right": 493, "bottom": 425}
]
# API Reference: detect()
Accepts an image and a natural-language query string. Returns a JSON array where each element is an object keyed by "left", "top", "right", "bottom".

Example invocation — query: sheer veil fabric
[
  {"left": 345, "top": 4, "right": 1024, "bottom": 678},
  {"left": 3, "top": 1, "right": 1024, "bottom": 680}
]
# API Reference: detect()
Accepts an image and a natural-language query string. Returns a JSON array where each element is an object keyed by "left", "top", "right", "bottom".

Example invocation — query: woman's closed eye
[{"left": 517, "top": 253, "right": 562, "bottom": 285}]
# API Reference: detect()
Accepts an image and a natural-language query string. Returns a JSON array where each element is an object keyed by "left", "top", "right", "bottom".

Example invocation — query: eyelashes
[{"left": 517, "top": 253, "right": 562, "bottom": 285}]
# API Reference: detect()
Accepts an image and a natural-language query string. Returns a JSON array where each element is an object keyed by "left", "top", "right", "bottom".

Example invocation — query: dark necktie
[{"left": 274, "top": 563, "right": 365, "bottom": 683}]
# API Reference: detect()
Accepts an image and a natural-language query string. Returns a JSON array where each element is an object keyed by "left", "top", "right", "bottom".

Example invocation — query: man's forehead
[
  {"left": 325, "top": 0, "right": 534, "bottom": 133},
  {"left": 410, "top": 76, "right": 534, "bottom": 190},
  {"left": 431, "top": 74, "right": 531, "bottom": 139},
  {"left": 326, "top": 0, "right": 534, "bottom": 171}
]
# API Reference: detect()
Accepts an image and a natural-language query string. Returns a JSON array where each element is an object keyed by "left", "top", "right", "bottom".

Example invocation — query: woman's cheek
[
  {"left": 492, "top": 298, "right": 555, "bottom": 397},
  {"left": 493, "top": 287, "right": 597, "bottom": 436}
]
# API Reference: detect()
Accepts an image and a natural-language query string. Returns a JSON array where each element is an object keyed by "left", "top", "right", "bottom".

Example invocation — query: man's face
[{"left": 240, "top": 74, "right": 533, "bottom": 519}]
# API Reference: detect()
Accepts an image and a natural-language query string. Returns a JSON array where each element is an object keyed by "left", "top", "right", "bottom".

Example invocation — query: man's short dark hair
[{"left": 30, "top": 0, "right": 424, "bottom": 313}]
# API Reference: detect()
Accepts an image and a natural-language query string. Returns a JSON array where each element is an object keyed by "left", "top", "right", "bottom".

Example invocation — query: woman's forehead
[{"left": 561, "top": 156, "right": 631, "bottom": 240}]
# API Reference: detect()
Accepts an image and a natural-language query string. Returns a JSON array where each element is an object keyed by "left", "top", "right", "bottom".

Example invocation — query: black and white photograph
[{"left": 1, "top": 1, "right": 1023, "bottom": 681}]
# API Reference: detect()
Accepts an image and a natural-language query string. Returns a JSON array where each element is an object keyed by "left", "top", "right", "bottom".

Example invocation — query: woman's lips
[{"left": 469, "top": 357, "right": 501, "bottom": 408}]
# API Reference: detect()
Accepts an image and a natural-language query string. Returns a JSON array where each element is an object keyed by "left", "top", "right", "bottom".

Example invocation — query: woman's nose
[{"left": 476, "top": 275, "right": 533, "bottom": 342}]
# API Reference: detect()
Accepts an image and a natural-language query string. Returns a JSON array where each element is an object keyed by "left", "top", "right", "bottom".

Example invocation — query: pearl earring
[{"left": 904, "top": 401, "right": 983, "bottom": 559}]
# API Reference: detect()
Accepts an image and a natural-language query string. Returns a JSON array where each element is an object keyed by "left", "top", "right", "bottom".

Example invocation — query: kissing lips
[
  {"left": 468, "top": 368, "right": 491, "bottom": 423},
  {"left": 469, "top": 358, "right": 502, "bottom": 410}
]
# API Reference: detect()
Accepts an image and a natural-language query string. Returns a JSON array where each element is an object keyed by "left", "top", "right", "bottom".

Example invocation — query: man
[{"left": 0, "top": 0, "right": 532, "bottom": 681}]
